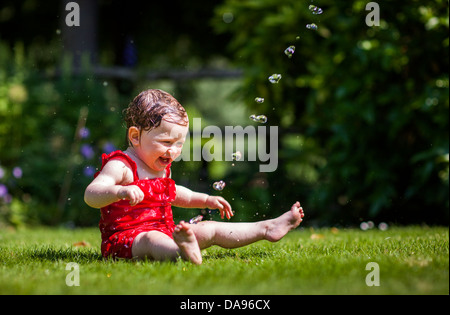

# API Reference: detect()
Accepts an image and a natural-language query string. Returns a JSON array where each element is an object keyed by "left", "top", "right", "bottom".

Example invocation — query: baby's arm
[
  {"left": 173, "top": 185, "right": 233, "bottom": 220},
  {"left": 84, "top": 160, "right": 144, "bottom": 208}
]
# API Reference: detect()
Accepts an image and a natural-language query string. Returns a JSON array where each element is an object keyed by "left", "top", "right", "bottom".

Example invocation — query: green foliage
[
  {"left": 213, "top": 0, "right": 449, "bottom": 225},
  {"left": 0, "top": 43, "right": 128, "bottom": 227},
  {"left": 1, "top": 1, "right": 448, "bottom": 227}
]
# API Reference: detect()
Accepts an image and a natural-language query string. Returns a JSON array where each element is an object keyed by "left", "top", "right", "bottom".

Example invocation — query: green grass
[{"left": 0, "top": 226, "right": 448, "bottom": 295}]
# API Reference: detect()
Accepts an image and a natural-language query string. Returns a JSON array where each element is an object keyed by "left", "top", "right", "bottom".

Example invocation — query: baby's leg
[
  {"left": 132, "top": 231, "right": 180, "bottom": 261},
  {"left": 132, "top": 227, "right": 202, "bottom": 265},
  {"left": 192, "top": 202, "right": 304, "bottom": 250}
]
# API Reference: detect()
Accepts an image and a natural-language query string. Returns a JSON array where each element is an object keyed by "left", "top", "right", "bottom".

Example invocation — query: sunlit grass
[{"left": 0, "top": 226, "right": 448, "bottom": 295}]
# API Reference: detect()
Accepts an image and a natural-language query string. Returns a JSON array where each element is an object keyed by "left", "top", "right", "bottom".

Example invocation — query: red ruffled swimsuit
[{"left": 95, "top": 151, "right": 177, "bottom": 259}]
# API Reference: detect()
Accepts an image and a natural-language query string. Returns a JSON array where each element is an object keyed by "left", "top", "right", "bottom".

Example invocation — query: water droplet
[
  {"left": 223, "top": 12, "right": 234, "bottom": 24},
  {"left": 378, "top": 222, "right": 389, "bottom": 231},
  {"left": 213, "top": 180, "right": 226, "bottom": 191},
  {"left": 232, "top": 151, "right": 242, "bottom": 161},
  {"left": 189, "top": 215, "right": 203, "bottom": 224},
  {"left": 309, "top": 5, "right": 323, "bottom": 15},
  {"left": 268, "top": 74, "right": 282, "bottom": 84},
  {"left": 306, "top": 23, "right": 318, "bottom": 31},
  {"left": 250, "top": 114, "right": 268, "bottom": 124},
  {"left": 360, "top": 222, "right": 369, "bottom": 231},
  {"left": 255, "top": 97, "right": 265, "bottom": 104},
  {"left": 284, "top": 46, "right": 296, "bottom": 58}
]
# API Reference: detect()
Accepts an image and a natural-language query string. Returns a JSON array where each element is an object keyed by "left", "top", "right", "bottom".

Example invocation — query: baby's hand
[
  {"left": 117, "top": 185, "right": 144, "bottom": 206},
  {"left": 206, "top": 196, "right": 233, "bottom": 220}
]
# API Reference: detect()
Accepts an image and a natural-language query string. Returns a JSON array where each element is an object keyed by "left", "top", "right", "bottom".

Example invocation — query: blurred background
[{"left": 0, "top": 0, "right": 448, "bottom": 229}]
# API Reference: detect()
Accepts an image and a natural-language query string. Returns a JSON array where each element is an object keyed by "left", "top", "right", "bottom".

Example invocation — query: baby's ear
[{"left": 128, "top": 127, "right": 140, "bottom": 146}]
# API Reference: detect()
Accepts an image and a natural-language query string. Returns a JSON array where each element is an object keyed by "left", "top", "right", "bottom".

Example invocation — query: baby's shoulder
[{"left": 102, "top": 158, "right": 136, "bottom": 185}]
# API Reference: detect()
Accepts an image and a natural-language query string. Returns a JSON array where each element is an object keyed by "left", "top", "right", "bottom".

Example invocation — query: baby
[{"left": 84, "top": 89, "right": 304, "bottom": 264}]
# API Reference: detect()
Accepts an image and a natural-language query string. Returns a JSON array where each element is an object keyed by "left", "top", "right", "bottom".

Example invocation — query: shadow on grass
[
  {"left": 26, "top": 246, "right": 103, "bottom": 263},
  {"left": 23, "top": 243, "right": 276, "bottom": 265},
  {"left": 203, "top": 247, "right": 274, "bottom": 261}
]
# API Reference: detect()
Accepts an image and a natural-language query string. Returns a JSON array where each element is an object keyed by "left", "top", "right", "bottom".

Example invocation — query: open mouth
[{"left": 159, "top": 157, "right": 171, "bottom": 165}]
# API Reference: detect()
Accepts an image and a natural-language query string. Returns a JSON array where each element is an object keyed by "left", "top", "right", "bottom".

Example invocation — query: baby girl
[{"left": 84, "top": 89, "right": 304, "bottom": 264}]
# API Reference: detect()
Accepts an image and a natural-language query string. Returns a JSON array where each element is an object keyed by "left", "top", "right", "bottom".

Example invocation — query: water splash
[
  {"left": 284, "top": 46, "right": 296, "bottom": 58},
  {"left": 189, "top": 215, "right": 203, "bottom": 224},
  {"left": 249, "top": 114, "right": 268, "bottom": 124},
  {"left": 232, "top": 151, "right": 242, "bottom": 161},
  {"left": 213, "top": 180, "right": 226, "bottom": 191},
  {"left": 268, "top": 74, "right": 282, "bottom": 84},
  {"left": 309, "top": 5, "right": 323, "bottom": 15},
  {"left": 306, "top": 23, "right": 318, "bottom": 31},
  {"left": 378, "top": 222, "right": 389, "bottom": 231}
]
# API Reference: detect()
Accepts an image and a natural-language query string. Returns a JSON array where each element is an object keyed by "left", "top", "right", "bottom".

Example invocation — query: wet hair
[{"left": 123, "top": 89, "right": 188, "bottom": 145}]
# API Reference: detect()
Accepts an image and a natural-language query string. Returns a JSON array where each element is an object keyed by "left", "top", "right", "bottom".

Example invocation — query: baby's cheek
[{"left": 175, "top": 147, "right": 183, "bottom": 158}]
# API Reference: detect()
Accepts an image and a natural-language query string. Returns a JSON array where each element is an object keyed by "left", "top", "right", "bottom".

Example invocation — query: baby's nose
[{"left": 166, "top": 146, "right": 179, "bottom": 158}]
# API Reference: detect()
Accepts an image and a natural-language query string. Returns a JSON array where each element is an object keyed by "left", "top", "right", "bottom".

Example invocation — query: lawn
[{"left": 0, "top": 226, "right": 448, "bottom": 295}]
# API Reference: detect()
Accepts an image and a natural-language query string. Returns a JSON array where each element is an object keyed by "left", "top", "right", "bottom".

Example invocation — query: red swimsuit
[{"left": 95, "top": 151, "right": 177, "bottom": 259}]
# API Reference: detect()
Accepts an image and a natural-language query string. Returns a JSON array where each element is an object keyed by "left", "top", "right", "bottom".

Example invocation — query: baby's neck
[{"left": 124, "top": 147, "right": 167, "bottom": 179}]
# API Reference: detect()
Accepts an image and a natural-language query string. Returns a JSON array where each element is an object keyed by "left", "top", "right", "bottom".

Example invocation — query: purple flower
[
  {"left": 0, "top": 184, "right": 8, "bottom": 198},
  {"left": 2, "top": 194, "right": 12, "bottom": 204},
  {"left": 83, "top": 166, "right": 96, "bottom": 177},
  {"left": 80, "top": 144, "right": 95, "bottom": 159},
  {"left": 12, "top": 167, "right": 22, "bottom": 179},
  {"left": 79, "top": 127, "right": 90, "bottom": 139},
  {"left": 103, "top": 142, "right": 117, "bottom": 154}
]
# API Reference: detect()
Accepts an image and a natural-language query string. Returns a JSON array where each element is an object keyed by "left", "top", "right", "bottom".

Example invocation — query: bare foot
[
  {"left": 173, "top": 221, "right": 203, "bottom": 265},
  {"left": 265, "top": 202, "right": 304, "bottom": 242}
]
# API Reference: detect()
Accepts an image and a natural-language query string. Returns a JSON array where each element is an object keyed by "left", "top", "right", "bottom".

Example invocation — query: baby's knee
[
  {"left": 191, "top": 221, "right": 216, "bottom": 248},
  {"left": 132, "top": 231, "right": 179, "bottom": 260}
]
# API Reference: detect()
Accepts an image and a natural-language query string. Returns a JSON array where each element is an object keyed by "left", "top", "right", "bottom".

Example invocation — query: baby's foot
[
  {"left": 173, "top": 221, "right": 202, "bottom": 265},
  {"left": 265, "top": 202, "right": 304, "bottom": 242}
]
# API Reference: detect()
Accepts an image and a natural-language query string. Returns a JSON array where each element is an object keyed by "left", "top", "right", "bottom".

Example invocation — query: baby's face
[{"left": 134, "top": 116, "right": 189, "bottom": 173}]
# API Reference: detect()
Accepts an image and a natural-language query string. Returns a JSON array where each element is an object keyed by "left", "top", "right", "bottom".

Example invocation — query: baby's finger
[
  {"left": 222, "top": 200, "right": 233, "bottom": 219},
  {"left": 129, "top": 195, "right": 138, "bottom": 206},
  {"left": 129, "top": 189, "right": 144, "bottom": 206},
  {"left": 225, "top": 204, "right": 233, "bottom": 220},
  {"left": 216, "top": 201, "right": 225, "bottom": 219}
]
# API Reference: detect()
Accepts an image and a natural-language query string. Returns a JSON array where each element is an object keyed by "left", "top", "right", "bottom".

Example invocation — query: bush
[
  {"left": 0, "top": 42, "right": 127, "bottom": 227},
  {"left": 213, "top": 0, "right": 449, "bottom": 225},
  {"left": 1, "top": 0, "right": 448, "bottom": 227}
]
